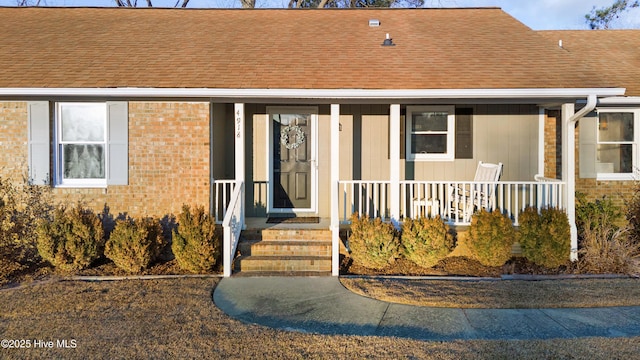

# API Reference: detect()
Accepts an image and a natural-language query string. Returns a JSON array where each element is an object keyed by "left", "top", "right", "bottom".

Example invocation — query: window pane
[
  {"left": 412, "top": 112, "right": 448, "bottom": 132},
  {"left": 411, "top": 134, "right": 447, "bottom": 154},
  {"left": 599, "top": 112, "right": 634, "bottom": 142},
  {"left": 597, "top": 144, "right": 633, "bottom": 173},
  {"left": 63, "top": 144, "right": 105, "bottom": 179},
  {"left": 61, "top": 104, "right": 106, "bottom": 142}
]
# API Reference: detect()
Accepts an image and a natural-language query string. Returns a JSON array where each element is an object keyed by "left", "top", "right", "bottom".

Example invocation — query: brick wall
[
  {"left": 575, "top": 178, "right": 636, "bottom": 209},
  {"left": 0, "top": 101, "right": 211, "bottom": 218}
]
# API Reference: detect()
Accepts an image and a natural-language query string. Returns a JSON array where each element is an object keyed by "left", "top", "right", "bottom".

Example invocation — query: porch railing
[
  {"left": 222, "top": 180, "right": 244, "bottom": 277},
  {"left": 339, "top": 178, "right": 566, "bottom": 226},
  {"left": 212, "top": 179, "right": 238, "bottom": 224}
]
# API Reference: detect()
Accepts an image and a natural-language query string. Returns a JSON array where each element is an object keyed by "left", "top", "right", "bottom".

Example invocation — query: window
[
  {"left": 406, "top": 106, "right": 455, "bottom": 161},
  {"left": 27, "top": 101, "right": 128, "bottom": 187},
  {"left": 595, "top": 109, "right": 639, "bottom": 180},
  {"left": 56, "top": 103, "right": 107, "bottom": 186}
]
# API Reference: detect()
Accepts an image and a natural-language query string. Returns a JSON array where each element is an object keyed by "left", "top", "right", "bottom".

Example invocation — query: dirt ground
[{"left": 1, "top": 278, "right": 639, "bottom": 360}]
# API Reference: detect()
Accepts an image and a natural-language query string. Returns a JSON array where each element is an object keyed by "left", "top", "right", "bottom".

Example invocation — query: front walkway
[{"left": 213, "top": 277, "right": 640, "bottom": 341}]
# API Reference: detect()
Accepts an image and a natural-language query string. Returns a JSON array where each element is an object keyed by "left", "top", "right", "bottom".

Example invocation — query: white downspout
[{"left": 564, "top": 94, "right": 597, "bottom": 261}]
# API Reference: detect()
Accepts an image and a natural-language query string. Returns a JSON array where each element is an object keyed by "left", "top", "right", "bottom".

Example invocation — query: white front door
[{"left": 267, "top": 107, "right": 318, "bottom": 214}]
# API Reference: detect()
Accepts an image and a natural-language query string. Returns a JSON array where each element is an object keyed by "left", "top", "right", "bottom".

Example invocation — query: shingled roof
[
  {"left": 540, "top": 30, "right": 640, "bottom": 97},
  {"left": 0, "top": 7, "right": 625, "bottom": 92}
]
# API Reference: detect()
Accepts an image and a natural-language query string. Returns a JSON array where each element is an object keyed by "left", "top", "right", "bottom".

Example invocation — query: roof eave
[{"left": 0, "top": 87, "right": 627, "bottom": 100}]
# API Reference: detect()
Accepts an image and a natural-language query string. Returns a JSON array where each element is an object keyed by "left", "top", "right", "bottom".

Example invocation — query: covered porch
[{"left": 212, "top": 91, "right": 619, "bottom": 277}]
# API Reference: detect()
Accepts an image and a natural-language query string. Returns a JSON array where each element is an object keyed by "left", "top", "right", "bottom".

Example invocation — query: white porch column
[
  {"left": 389, "top": 104, "right": 401, "bottom": 226},
  {"left": 234, "top": 103, "right": 246, "bottom": 228},
  {"left": 538, "top": 107, "right": 546, "bottom": 177},
  {"left": 330, "top": 104, "right": 340, "bottom": 276},
  {"left": 562, "top": 103, "right": 578, "bottom": 261}
]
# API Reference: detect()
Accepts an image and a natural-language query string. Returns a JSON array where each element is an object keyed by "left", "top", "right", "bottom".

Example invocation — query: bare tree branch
[{"left": 241, "top": 0, "right": 255, "bottom": 8}]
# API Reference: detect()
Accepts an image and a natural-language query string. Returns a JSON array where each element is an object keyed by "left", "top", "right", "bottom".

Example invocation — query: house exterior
[{"left": 0, "top": 7, "right": 638, "bottom": 276}]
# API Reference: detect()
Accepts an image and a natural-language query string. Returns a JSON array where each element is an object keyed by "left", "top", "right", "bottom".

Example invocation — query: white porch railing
[
  {"left": 339, "top": 178, "right": 566, "bottom": 226},
  {"left": 222, "top": 181, "right": 244, "bottom": 277},
  {"left": 212, "top": 180, "right": 238, "bottom": 224}
]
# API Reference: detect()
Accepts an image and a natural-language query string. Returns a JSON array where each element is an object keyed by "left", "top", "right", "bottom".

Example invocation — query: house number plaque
[{"left": 235, "top": 110, "right": 242, "bottom": 138}]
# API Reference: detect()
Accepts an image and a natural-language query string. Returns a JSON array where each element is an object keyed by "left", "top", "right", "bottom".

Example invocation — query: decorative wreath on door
[{"left": 280, "top": 125, "right": 306, "bottom": 150}]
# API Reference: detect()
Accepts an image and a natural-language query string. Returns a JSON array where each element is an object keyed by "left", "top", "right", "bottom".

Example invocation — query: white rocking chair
[{"left": 448, "top": 161, "right": 503, "bottom": 222}]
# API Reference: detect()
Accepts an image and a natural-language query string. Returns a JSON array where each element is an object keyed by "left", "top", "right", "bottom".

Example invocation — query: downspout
[{"left": 565, "top": 94, "right": 597, "bottom": 261}]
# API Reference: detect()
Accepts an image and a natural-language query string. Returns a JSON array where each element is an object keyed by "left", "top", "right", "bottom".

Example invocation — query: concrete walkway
[{"left": 213, "top": 277, "right": 640, "bottom": 341}]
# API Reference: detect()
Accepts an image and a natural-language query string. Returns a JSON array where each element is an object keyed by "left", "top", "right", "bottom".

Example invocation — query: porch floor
[{"left": 245, "top": 217, "right": 334, "bottom": 230}]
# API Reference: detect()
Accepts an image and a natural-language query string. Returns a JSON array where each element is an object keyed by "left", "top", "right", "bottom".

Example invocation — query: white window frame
[
  {"left": 595, "top": 108, "right": 640, "bottom": 181},
  {"left": 54, "top": 102, "right": 108, "bottom": 188},
  {"left": 406, "top": 105, "right": 455, "bottom": 161}
]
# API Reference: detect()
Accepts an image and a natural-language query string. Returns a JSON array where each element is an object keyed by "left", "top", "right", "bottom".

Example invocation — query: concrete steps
[{"left": 234, "top": 229, "right": 332, "bottom": 276}]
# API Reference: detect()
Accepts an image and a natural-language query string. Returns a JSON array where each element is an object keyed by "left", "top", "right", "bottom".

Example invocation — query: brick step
[
  {"left": 234, "top": 255, "right": 332, "bottom": 273},
  {"left": 232, "top": 271, "right": 332, "bottom": 277},
  {"left": 241, "top": 229, "right": 332, "bottom": 241},
  {"left": 238, "top": 240, "right": 332, "bottom": 257}
]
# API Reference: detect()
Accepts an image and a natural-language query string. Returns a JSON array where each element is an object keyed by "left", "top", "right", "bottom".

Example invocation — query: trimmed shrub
[
  {"left": 518, "top": 207, "right": 570, "bottom": 268},
  {"left": 467, "top": 209, "right": 515, "bottom": 267},
  {"left": 348, "top": 213, "right": 400, "bottom": 270},
  {"left": 105, "top": 216, "right": 166, "bottom": 273},
  {"left": 401, "top": 216, "right": 454, "bottom": 268},
  {"left": 36, "top": 204, "right": 104, "bottom": 272},
  {"left": 172, "top": 205, "right": 219, "bottom": 273},
  {"left": 576, "top": 194, "right": 640, "bottom": 275}
]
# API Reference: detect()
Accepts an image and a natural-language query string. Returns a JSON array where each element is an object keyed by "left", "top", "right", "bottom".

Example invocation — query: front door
[{"left": 268, "top": 108, "right": 317, "bottom": 213}]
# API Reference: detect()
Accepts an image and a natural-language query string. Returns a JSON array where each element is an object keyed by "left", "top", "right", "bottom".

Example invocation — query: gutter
[
  {"left": 568, "top": 94, "right": 597, "bottom": 125},
  {"left": 565, "top": 94, "right": 597, "bottom": 262},
  {"left": 0, "top": 87, "right": 626, "bottom": 100}
]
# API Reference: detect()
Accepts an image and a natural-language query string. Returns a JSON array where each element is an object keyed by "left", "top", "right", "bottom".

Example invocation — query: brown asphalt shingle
[
  {"left": 0, "top": 7, "right": 628, "bottom": 91},
  {"left": 540, "top": 30, "right": 640, "bottom": 96}
]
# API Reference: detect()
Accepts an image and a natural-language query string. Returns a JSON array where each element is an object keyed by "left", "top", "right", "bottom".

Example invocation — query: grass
[
  {"left": 340, "top": 277, "right": 640, "bottom": 308},
  {"left": 1, "top": 277, "right": 639, "bottom": 359}
]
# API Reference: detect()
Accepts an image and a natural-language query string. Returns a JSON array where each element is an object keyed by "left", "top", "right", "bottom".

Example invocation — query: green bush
[
  {"left": 105, "top": 216, "right": 166, "bottom": 273},
  {"left": 348, "top": 213, "right": 400, "bottom": 270},
  {"left": 172, "top": 205, "right": 219, "bottom": 273},
  {"left": 518, "top": 207, "right": 570, "bottom": 268},
  {"left": 36, "top": 204, "right": 104, "bottom": 272},
  {"left": 576, "top": 193, "right": 622, "bottom": 240},
  {"left": 576, "top": 194, "right": 640, "bottom": 275},
  {"left": 401, "top": 216, "right": 454, "bottom": 268},
  {"left": 467, "top": 209, "right": 515, "bottom": 267},
  {"left": 625, "top": 185, "right": 640, "bottom": 246}
]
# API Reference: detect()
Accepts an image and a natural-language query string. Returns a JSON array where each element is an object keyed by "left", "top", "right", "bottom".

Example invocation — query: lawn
[{"left": 1, "top": 277, "right": 639, "bottom": 359}]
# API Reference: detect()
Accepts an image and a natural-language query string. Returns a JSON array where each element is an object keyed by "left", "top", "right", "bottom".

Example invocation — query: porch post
[
  {"left": 234, "top": 103, "right": 246, "bottom": 228},
  {"left": 389, "top": 104, "right": 401, "bottom": 226},
  {"left": 538, "top": 107, "right": 546, "bottom": 176},
  {"left": 330, "top": 104, "right": 340, "bottom": 276},
  {"left": 562, "top": 103, "right": 578, "bottom": 261}
]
